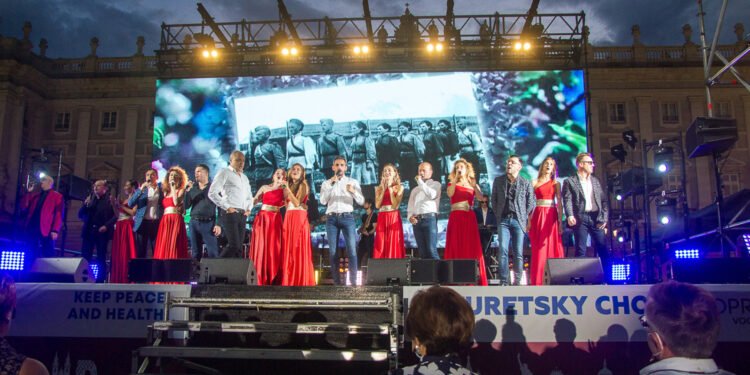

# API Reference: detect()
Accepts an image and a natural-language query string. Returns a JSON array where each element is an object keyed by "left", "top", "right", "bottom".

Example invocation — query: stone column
[{"left": 120, "top": 106, "right": 139, "bottom": 184}]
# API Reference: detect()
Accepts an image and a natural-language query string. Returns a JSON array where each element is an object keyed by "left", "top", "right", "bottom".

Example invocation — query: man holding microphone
[
  {"left": 209, "top": 151, "right": 254, "bottom": 258},
  {"left": 407, "top": 162, "right": 441, "bottom": 259},
  {"left": 320, "top": 155, "right": 364, "bottom": 285}
]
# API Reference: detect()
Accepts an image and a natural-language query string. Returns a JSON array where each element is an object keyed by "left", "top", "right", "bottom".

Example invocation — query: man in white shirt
[
  {"left": 562, "top": 153, "right": 609, "bottom": 274},
  {"left": 407, "top": 162, "right": 441, "bottom": 259},
  {"left": 129, "top": 168, "right": 163, "bottom": 258},
  {"left": 319, "top": 155, "right": 365, "bottom": 285},
  {"left": 209, "top": 150, "right": 254, "bottom": 258}
]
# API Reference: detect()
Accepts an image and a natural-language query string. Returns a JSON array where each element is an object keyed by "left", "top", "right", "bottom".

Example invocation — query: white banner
[
  {"left": 9, "top": 283, "right": 191, "bottom": 338},
  {"left": 403, "top": 284, "right": 750, "bottom": 343}
]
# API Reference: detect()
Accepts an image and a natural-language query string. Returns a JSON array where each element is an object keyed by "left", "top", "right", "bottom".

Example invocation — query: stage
[{"left": 7, "top": 282, "right": 750, "bottom": 374}]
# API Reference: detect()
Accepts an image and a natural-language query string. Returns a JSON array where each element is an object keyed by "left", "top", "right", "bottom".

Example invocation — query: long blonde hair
[
  {"left": 448, "top": 158, "right": 475, "bottom": 184},
  {"left": 287, "top": 163, "right": 308, "bottom": 202},
  {"left": 536, "top": 157, "right": 558, "bottom": 181},
  {"left": 380, "top": 163, "right": 401, "bottom": 187},
  {"left": 162, "top": 166, "right": 188, "bottom": 195}
]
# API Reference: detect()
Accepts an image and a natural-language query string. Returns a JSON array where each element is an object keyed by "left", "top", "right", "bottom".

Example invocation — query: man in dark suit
[
  {"left": 491, "top": 155, "right": 535, "bottom": 286},
  {"left": 78, "top": 180, "right": 116, "bottom": 282},
  {"left": 21, "top": 175, "right": 64, "bottom": 262},
  {"left": 129, "top": 169, "right": 163, "bottom": 258},
  {"left": 562, "top": 153, "right": 609, "bottom": 268}
]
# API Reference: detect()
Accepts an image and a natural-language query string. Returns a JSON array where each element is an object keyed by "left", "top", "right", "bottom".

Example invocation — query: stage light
[
  {"left": 0, "top": 251, "right": 25, "bottom": 271},
  {"left": 674, "top": 248, "right": 700, "bottom": 259},
  {"left": 202, "top": 50, "right": 210, "bottom": 58},
  {"left": 622, "top": 130, "right": 638, "bottom": 148},
  {"left": 210, "top": 49, "right": 218, "bottom": 58},
  {"left": 523, "top": 42, "right": 532, "bottom": 51},
  {"left": 38, "top": 172, "right": 46, "bottom": 179},
  {"left": 435, "top": 42, "right": 444, "bottom": 52},
  {"left": 610, "top": 144, "right": 627, "bottom": 163},
  {"left": 612, "top": 220, "right": 630, "bottom": 243},
  {"left": 290, "top": 47, "right": 299, "bottom": 56},
  {"left": 362, "top": 45, "right": 369, "bottom": 54},
  {"left": 656, "top": 196, "right": 677, "bottom": 225},
  {"left": 514, "top": 41, "right": 522, "bottom": 51},
  {"left": 743, "top": 233, "right": 750, "bottom": 250},
  {"left": 611, "top": 263, "right": 631, "bottom": 282},
  {"left": 654, "top": 145, "right": 673, "bottom": 173},
  {"left": 281, "top": 47, "right": 290, "bottom": 56},
  {"left": 90, "top": 263, "right": 100, "bottom": 280},
  {"left": 353, "top": 46, "right": 361, "bottom": 54},
  {"left": 352, "top": 44, "right": 371, "bottom": 55},
  {"left": 616, "top": 194, "right": 623, "bottom": 201},
  {"left": 426, "top": 43, "right": 435, "bottom": 52}
]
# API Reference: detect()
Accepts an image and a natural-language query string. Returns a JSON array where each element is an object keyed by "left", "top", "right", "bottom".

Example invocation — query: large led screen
[{"left": 154, "top": 70, "right": 587, "bottom": 248}]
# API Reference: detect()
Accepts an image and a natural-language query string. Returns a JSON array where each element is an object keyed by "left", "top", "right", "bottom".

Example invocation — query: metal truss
[{"left": 156, "top": 6, "right": 586, "bottom": 77}]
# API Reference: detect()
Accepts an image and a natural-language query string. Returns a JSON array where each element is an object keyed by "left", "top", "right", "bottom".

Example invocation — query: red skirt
[
  {"left": 281, "top": 210, "right": 315, "bottom": 286},
  {"left": 249, "top": 210, "right": 283, "bottom": 285},
  {"left": 153, "top": 213, "right": 189, "bottom": 259},
  {"left": 111, "top": 218, "right": 136, "bottom": 283},
  {"left": 529, "top": 206, "right": 564, "bottom": 285},
  {"left": 444, "top": 210, "right": 488, "bottom": 286},
  {"left": 373, "top": 211, "right": 405, "bottom": 259}
]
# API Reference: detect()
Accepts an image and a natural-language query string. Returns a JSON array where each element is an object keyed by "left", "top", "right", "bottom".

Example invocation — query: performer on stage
[
  {"left": 529, "top": 157, "right": 565, "bottom": 285},
  {"left": 491, "top": 155, "right": 535, "bottom": 286},
  {"left": 373, "top": 164, "right": 405, "bottom": 259},
  {"left": 396, "top": 122, "right": 424, "bottom": 188},
  {"left": 153, "top": 167, "right": 189, "bottom": 260},
  {"left": 407, "top": 162, "right": 441, "bottom": 260},
  {"left": 473, "top": 197, "right": 497, "bottom": 259},
  {"left": 281, "top": 163, "right": 315, "bottom": 286},
  {"left": 21, "top": 175, "right": 64, "bottom": 262},
  {"left": 249, "top": 168, "right": 286, "bottom": 286},
  {"left": 184, "top": 164, "right": 221, "bottom": 260},
  {"left": 444, "top": 159, "right": 488, "bottom": 286},
  {"left": 357, "top": 198, "right": 376, "bottom": 268},
  {"left": 209, "top": 151, "right": 254, "bottom": 258},
  {"left": 350, "top": 121, "right": 377, "bottom": 185},
  {"left": 129, "top": 169, "right": 162, "bottom": 258},
  {"left": 111, "top": 180, "right": 137, "bottom": 283},
  {"left": 320, "top": 156, "right": 365, "bottom": 285},
  {"left": 562, "top": 153, "right": 609, "bottom": 275},
  {"left": 78, "top": 180, "right": 116, "bottom": 282},
  {"left": 317, "top": 119, "right": 349, "bottom": 178}
]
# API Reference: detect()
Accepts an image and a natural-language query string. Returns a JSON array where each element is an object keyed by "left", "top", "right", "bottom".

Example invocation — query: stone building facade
[{"left": 0, "top": 22, "right": 748, "bottom": 251}]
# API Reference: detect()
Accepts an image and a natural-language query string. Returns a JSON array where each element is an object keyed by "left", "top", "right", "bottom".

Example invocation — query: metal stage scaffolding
[{"left": 132, "top": 285, "right": 402, "bottom": 374}]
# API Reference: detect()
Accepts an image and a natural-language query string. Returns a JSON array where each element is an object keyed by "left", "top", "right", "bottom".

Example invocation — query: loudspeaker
[
  {"left": 58, "top": 174, "right": 90, "bottom": 201},
  {"left": 544, "top": 257, "right": 604, "bottom": 285},
  {"left": 439, "top": 259, "right": 478, "bottom": 284},
  {"left": 199, "top": 258, "right": 257, "bottom": 285},
  {"left": 686, "top": 117, "right": 738, "bottom": 158},
  {"left": 27, "top": 258, "right": 93, "bottom": 283},
  {"left": 671, "top": 258, "right": 750, "bottom": 284},
  {"left": 128, "top": 259, "right": 193, "bottom": 283},
  {"left": 410, "top": 259, "right": 440, "bottom": 284},
  {"left": 366, "top": 259, "right": 410, "bottom": 285}
]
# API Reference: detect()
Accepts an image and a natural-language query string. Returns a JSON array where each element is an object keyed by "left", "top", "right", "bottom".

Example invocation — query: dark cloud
[{"left": 1, "top": 0, "right": 747, "bottom": 57}]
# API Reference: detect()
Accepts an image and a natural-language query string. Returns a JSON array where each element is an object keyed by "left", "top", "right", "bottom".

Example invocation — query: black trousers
[
  {"left": 221, "top": 211, "right": 247, "bottom": 258},
  {"left": 136, "top": 219, "right": 160, "bottom": 258},
  {"left": 82, "top": 230, "right": 110, "bottom": 282},
  {"left": 25, "top": 227, "right": 55, "bottom": 270}
]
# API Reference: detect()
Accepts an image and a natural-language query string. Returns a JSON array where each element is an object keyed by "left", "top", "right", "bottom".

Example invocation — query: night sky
[{"left": 0, "top": 0, "right": 748, "bottom": 58}]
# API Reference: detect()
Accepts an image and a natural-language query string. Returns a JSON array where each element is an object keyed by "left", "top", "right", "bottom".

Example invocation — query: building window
[
  {"left": 101, "top": 111, "right": 118, "bottom": 131},
  {"left": 609, "top": 103, "right": 626, "bottom": 123},
  {"left": 721, "top": 172, "right": 740, "bottom": 196},
  {"left": 715, "top": 101, "right": 731, "bottom": 118},
  {"left": 54, "top": 112, "right": 71, "bottom": 132},
  {"left": 661, "top": 102, "right": 679, "bottom": 124}
]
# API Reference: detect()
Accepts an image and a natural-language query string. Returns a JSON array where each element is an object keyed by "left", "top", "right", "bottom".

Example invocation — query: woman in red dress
[
  {"left": 373, "top": 163, "right": 405, "bottom": 259},
  {"left": 249, "top": 168, "right": 286, "bottom": 285},
  {"left": 444, "top": 159, "right": 488, "bottom": 286},
  {"left": 154, "top": 167, "right": 189, "bottom": 259},
  {"left": 529, "top": 157, "right": 564, "bottom": 285},
  {"left": 281, "top": 164, "right": 315, "bottom": 286},
  {"left": 111, "top": 179, "right": 137, "bottom": 283}
]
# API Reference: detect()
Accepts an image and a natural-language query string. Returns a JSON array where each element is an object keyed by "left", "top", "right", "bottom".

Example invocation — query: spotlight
[
  {"left": 353, "top": 46, "right": 361, "bottom": 54},
  {"left": 674, "top": 248, "right": 700, "bottom": 259},
  {"left": 362, "top": 45, "right": 369, "bottom": 54},
  {"left": 656, "top": 196, "right": 677, "bottom": 225},
  {"left": 610, "top": 144, "right": 627, "bottom": 163},
  {"left": 654, "top": 145, "right": 674, "bottom": 173},
  {"left": 290, "top": 47, "right": 299, "bottom": 56},
  {"left": 612, "top": 219, "right": 631, "bottom": 243},
  {"left": 514, "top": 41, "right": 523, "bottom": 51},
  {"left": 622, "top": 130, "right": 638, "bottom": 148},
  {"left": 0, "top": 251, "right": 25, "bottom": 271},
  {"left": 523, "top": 42, "right": 532, "bottom": 51},
  {"left": 435, "top": 42, "right": 444, "bottom": 52},
  {"left": 38, "top": 172, "right": 46, "bottom": 179},
  {"left": 616, "top": 194, "right": 623, "bottom": 201},
  {"left": 210, "top": 49, "right": 218, "bottom": 58},
  {"left": 281, "top": 47, "right": 290, "bottom": 56},
  {"left": 426, "top": 43, "right": 435, "bottom": 52},
  {"left": 202, "top": 50, "right": 210, "bottom": 58}
]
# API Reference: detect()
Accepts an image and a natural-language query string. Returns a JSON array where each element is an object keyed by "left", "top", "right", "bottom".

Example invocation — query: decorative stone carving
[
  {"left": 89, "top": 37, "right": 99, "bottom": 57},
  {"left": 735, "top": 23, "right": 746, "bottom": 43},
  {"left": 39, "top": 38, "right": 48, "bottom": 57},
  {"left": 631, "top": 24, "right": 642, "bottom": 46},
  {"left": 682, "top": 24, "right": 694, "bottom": 45},
  {"left": 136, "top": 36, "right": 145, "bottom": 56}
]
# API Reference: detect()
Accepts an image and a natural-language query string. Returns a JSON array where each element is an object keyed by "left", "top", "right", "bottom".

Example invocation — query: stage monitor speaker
[
  {"left": 129, "top": 259, "right": 193, "bottom": 283},
  {"left": 439, "top": 259, "right": 478, "bottom": 284},
  {"left": 671, "top": 258, "right": 750, "bottom": 284},
  {"left": 410, "top": 259, "right": 440, "bottom": 285},
  {"left": 27, "top": 257, "right": 93, "bottom": 283},
  {"left": 686, "top": 117, "right": 738, "bottom": 158},
  {"left": 58, "top": 174, "right": 90, "bottom": 201},
  {"left": 544, "top": 257, "right": 604, "bottom": 285},
  {"left": 367, "top": 259, "right": 410, "bottom": 285},
  {"left": 199, "top": 258, "right": 257, "bottom": 285}
]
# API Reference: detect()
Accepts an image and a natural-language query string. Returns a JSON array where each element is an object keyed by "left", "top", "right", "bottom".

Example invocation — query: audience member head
[
  {"left": 406, "top": 286, "right": 475, "bottom": 358},
  {"left": 0, "top": 273, "right": 16, "bottom": 336},
  {"left": 643, "top": 281, "right": 720, "bottom": 361}
]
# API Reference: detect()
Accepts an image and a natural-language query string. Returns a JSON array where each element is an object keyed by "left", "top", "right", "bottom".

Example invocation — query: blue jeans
[
  {"left": 497, "top": 216, "right": 525, "bottom": 285},
  {"left": 189, "top": 220, "right": 219, "bottom": 259},
  {"left": 412, "top": 214, "right": 439, "bottom": 259},
  {"left": 573, "top": 211, "right": 609, "bottom": 278},
  {"left": 326, "top": 213, "right": 358, "bottom": 285}
]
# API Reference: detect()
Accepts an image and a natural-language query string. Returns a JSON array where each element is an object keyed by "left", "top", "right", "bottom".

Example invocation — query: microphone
[{"left": 332, "top": 170, "right": 344, "bottom": 185}]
